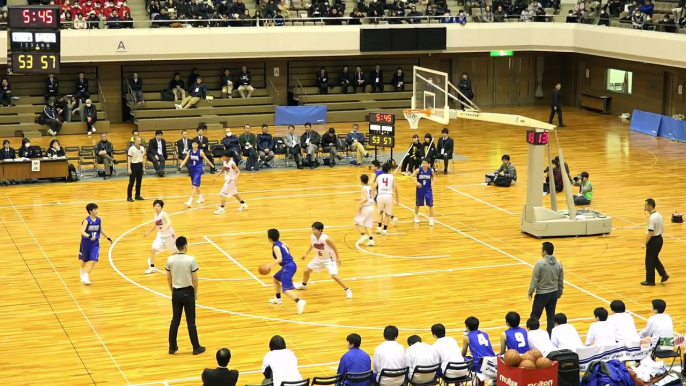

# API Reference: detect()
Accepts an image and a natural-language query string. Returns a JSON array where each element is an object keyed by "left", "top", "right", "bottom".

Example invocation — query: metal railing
[
  {"left": 124, "top": 81, "right": 137, "bottom": 119},
  {"left": 268, "top": 77, "right": 280, "bottom": 98},
  {"left": 295, "top": 78, "right": 307, "bottom": 105},
  {"left": 97, "top": 79, "right": 107, "bottom": 120}
]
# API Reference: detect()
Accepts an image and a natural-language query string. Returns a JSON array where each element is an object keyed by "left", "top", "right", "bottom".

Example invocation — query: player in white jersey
[
  {"left": 355, "top": 174, "right": 375, "bottom": 246},
  {"left": 374, "top": 163, "right": 399, "bottom": 236},
  {"left": 294, "top": 222, "right": 353, "bottom": 299},
  {"left": 143, "top": 199, "right": 176, "bottom": 274},
  {"left": 213, "top": 150, "right": 248, "bottom": 214}
]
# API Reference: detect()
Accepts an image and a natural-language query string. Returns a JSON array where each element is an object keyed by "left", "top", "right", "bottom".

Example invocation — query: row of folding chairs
[{"left": 247, "top": 360, "right": 476, "bottom": 386}]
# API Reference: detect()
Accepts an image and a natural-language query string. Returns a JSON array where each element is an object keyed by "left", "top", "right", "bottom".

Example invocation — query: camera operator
[
  {"left": 573, "top": 171, "right": 592, "bottom": 205},
  {"left": 543, "top": 156, "right": 571, "bottom": 194},
  {"left": 485, "top": 155, "right": 517, "bottom": 187}
]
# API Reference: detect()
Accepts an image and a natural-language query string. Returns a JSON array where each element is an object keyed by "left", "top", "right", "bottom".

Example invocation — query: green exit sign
[{"left": 490, "top": 50, "right": 514, "bottom": 57}]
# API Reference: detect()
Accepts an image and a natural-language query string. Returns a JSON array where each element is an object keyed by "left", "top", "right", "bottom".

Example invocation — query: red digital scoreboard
[
  {"left": 368, "top": 113, "right": 395, "bottom": 149},
  {"left": 9, "top": 6, "right": 61, "bottom": 75},
  {"left": 526, "top": 130, "right": 549, "bottom": 145}
]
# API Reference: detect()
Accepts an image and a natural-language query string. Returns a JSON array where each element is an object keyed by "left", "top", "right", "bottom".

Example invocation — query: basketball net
[{"left": 403, "top": 109, "right": 431, "bottom": 130}]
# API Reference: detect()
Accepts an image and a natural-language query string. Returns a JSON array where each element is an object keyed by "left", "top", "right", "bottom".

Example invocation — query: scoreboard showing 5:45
[{"left": 8, "top": 6, "right": 61, "bottom": 75}]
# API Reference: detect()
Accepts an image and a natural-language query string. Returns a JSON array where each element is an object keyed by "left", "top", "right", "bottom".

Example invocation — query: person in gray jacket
[{"left": 529, "top": 242, "right": 564, "bottom": 336}]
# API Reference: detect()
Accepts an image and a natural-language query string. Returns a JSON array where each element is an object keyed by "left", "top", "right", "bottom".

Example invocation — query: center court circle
[{"left": 108, "top": 201, "right": 452, "bottom": 332}]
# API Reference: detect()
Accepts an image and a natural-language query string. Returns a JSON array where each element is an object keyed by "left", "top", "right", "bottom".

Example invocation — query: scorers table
[{"left": 1, "top": 158, "right": 69, "bottom": 180}]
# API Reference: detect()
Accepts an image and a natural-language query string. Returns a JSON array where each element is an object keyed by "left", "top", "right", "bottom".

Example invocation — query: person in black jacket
[
  {"left": 96, "top": 133, "right": 116, "bottom": 179},
  {"left": 43, "top": 99, "right": 63, "bottom": 136},
  {"left": 221, "top": 69, "right": 234, "bottom": 98},
  {"left": 45, "top": 73, "right": 59, "bottom": 102},
  {"left": 457, "top": 72, "right": 473, "bottom": 110},
  {"left": 391, "top": 67, "right": 405, "bottom": 91},
  {"left": 55, "top": 95, "right": 68, "bottom": 122},
  {"left": 321, "top": 127, "right": 343, "bottom": 167},
  {"left": 170, "top": 72, "right": 186, "bottom": 102},
  {"left": 349, "top": 8, "right": 364, "bottom": 24},
  {"left": 74, "top": 72, "right": 90, "bottom": 103},
  {"left": 84, "top": 98, "right": 98, "bottom": 134},
  {"left": 316, "top": 68, "right": 329, "bottom": 95},
  {"left": 257, "top": 124, "right": 275, "bottom": 168},
  {"left": 19, "top": 138, "right": 41, "bottom": 158},
  {"left": 401, "top": 134, "right": 422, "bottom": 175},
  {"left": 367, "top": 0, "right": 383, "bottom": 23},
  {"left": 353, "top": 66, "right": 366, "bottom": 93},
  {"left": 201, "top": 348, "right": 239, "bottom": 386},
  {"left": 437, "top": 128, "right": 454, "bottom": 174},
  {"left": 549, "top": 83, "right": 564, "bottom": 127},
  {"left": 339, "top": 66, "right": 351, "bottom": 94},
  {"left": 147, "top": 130, "right": 168, "bottom": 177},
  {"left": 129, "top": 72, "right": 145, "bottom": 105},
  {"left": 47, "top": 139, "right": 66, "bottom": 158},
  {"left": 176, "top": 77, "right": 207, "bottom": 109},
  {"left": 1, "top": 140, "right": 15, "bottom": 160},
  {"left": 221, "top": 127, "right": 241, "bottom": 164},
  {"left": 1, "top": 78, "right": 13, "bottom": 106},
  {"left": 237, "top": 66, "right": 254, "bottom": 98},
  {"left": 370, "top": 64, "right": 384, "bottom": 93},
  {"left": 421, "top": 133, "right": 436, "bottom": 169},
  {"left": 300, "top": 122, "right": 321, "bottom": 169},
  {"left": 194, "top": 124, "right": 216, "bottom": 173}
]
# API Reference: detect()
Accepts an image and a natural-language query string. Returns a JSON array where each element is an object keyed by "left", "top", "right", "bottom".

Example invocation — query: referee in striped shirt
[
  {"left": 166, "top": 236, "right": 206, "bottom": 355},
  {"left": 642, "top": 198, "right": 668, "bottom": 286}
]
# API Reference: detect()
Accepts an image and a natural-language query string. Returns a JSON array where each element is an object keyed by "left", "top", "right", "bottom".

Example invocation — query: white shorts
[
  {"left": 354, "top": 205, "right": 375, "bottom": 228},
  {"left": 152, "top": 234, "right": 177, "bottom": 253},
  {"left": 376, "top": 195, "right": 394, "bottom": 216},
  {"left": 307, "top": 258, "right": 338, "bottom": 275},
  {"left": 220, "top": 180, "right": 237, "bottom": 197}
]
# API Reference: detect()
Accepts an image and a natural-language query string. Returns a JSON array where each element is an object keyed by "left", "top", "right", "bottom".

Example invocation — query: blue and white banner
[
  {"left": 275, "top": 106, "right": 327, "bottom": 126},
  {"left": 577, "top": 341, "right": 650, "bottom": 371}
]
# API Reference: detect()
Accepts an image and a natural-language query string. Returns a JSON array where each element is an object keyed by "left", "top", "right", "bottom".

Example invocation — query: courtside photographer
[{"left": 573, "top": 171, "right": 593, "bottom": 205}]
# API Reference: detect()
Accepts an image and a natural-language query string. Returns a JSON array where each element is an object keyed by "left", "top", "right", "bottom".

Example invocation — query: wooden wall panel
[
  {"left": 538, "top": 53, "right": 575, "bottom": 107},
  {"left": 96, "top": 63, "right": 123, "bottom": 123}
]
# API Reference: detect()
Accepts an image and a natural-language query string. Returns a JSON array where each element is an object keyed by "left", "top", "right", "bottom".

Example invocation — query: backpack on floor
[
  {"left": 548, "top": 349, "right": 581, "bottom": 386},
  {"left": 67, "top": 163, "right": 79, "bottom": 182},
  {"left": 160, "top": 89, "right": 175, "bottom": 101}
]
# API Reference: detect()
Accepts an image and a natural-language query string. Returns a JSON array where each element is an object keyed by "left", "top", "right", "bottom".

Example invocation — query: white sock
[
  {"left": 198, "top": 194, "right": 203, "bottom": 199},
  {"left": 80, "top": 268, "right": 84, "bottom": 275},
  {"left": 188, "top": 196, "right": 193, "bottom": 201}
]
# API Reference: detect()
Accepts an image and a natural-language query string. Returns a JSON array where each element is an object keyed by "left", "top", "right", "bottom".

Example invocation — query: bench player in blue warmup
[
  {"left": 412, "top": 158, "right": 435, "bottom": 226},
  {"left": 462, "top": 316, "right": 496, "bottom": 373},
  {"left": 265, "top": 228, "right": 306, "bottom": 314},
  {"left": 79, "top": 203, "right": 112, "bottom": 285},
  {"left": 500, "top": 311, "right": 530, "bottom": 354}
]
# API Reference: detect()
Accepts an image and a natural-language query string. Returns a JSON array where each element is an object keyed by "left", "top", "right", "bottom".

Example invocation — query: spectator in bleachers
[
  {"left": 356, "top": 0, "right": 367, "bottom": 13},
  {"left": 19, "top": 138, "right": 40, "bottom": 158},
  {"left": 597, "top": 9, "right": 609, "bottom": 26},
  {"left": 102, "top": 1, "right": 114, "bottom": 18},
  {"left": 253, "top": 9, "right": 265, "bottom": 26},
  {"left": 96, "top": 133, "right": 116, "bottom": 180},
  {"left": 84, "top": 98, "right": 98, "bottom": 134},
  {"left": 337, "top": 333, "right": 372, "bottom": 386},
  {"left": 316, "top": 68, "right": 330, "bottom": 95},
  {"left": 425, "top": 5, "right": 435, "bottom": 17},
  {"left": 431, "top": 323, "right": 467, "bottom": 379},
  {"left": 257, "top": 124, "right": 275, "bottom": 168},
  {"left": 373, "top": 326, "right": 405, "bottom": 386},
  {"left": 147, "top": 130, "right": 168, "bottom": 177},
  {"left": 237, "top": 67, "right": 255, "bottom": 98},
  {"left": 43, "top": 99, "right": 63, "bottom": 136},
  {"left": 550, "top": 313, "right": 583, "bottom": 350},
  {"left": 0, "top": 78, "right": 11, "bottom": 107},
  {"left": 368, "top": 0, "right": 383, "bottom": 22},
  {"left": 643, "top": 14, "right": 656, "bottom": 30},
  {"left": 406, "top": 335, "right": 440, "bottom": 384},
  {"left": 240, "top": 124, "right": 259, "bottom": 171},
  {"left": 401, "top": 135, "right": 422, "bottom": 176},
  {"left": 353, "top": 66, "right": 367, "bottom": 93},
  {"left": 45, "top": 74, "right": 59, "bottom": 103},
  {"left": 129, "top": 72, "right": 145, "bottom": 105},
  {"left": 673, "top": 0, "right": 685, "bottom": 20},
  {"left": 606, "top": 0, "right": 621, "bottom": 17},
  {"left": 585, "top": 307, "right": 616, "bottom": 346},
  {"left": 221, "top": 69, "right": 234, "bottom": 99},
  {"left": 262, "top": 336, "right": 302, "bottom": 386},
  {"left": 493, "top": 5, "right": 505, "bottom": 21},
  {"left": 435, "top": 0, "right": 447, "bottom": 15},
  {"left": 520, "top": 7, "right": 533, "bottom": 21},
  {"left": 273, "top": 9, "right": 286, "bottom": 25},
  {"left": 74, "top": 13, "right": 88, "bottom": 28},
  {"left": 55, "top": 95, "right": 68, "bottom": 122},
  {"left": 339, "top": 66, "right": 352, "bottom": 94},
  {"left": 465, "top": 0, "right": 484, "bottom": 15},
  {"left": 169, "top": 73, "right": 185, "bottom": 102},
  {"left": 391, "top": 67, "right": 404, "bottom": 91},
  {"left": 640, "top": 299, "right": 674, "bottom": 346},
  {"left": 659, "top": 15, "right": 677, "bottom": 32},
  {"left": 391, "top": 0, "right": 405, "bottom": 17},
  {"left": 370, "top": 65, "right": 384, "bottom": 93},
  {"left": 455, "top": 9, "right": 467, "bottom": 24},
  {"left": 68, "top": 95, "right": 81, "bottom": 121},
  {"left": 535, "top": 7, "right": 546, "bottom": 22},
  {"left": 107, "top": 8, "right": 122, "bottom": 28},
  {"left": 565, "top": 9, "right": 577, "bottom": 22},
  {"left": 525, "top": 318, "right": 555, "bottom": 357},
  {"left": 283, "top": 125, "right": 303, "bottom": 169},
  {"left": 328, "top": 8, "right": 343, "bottom": 24},
  {"left": 62, "top": 12, "right": 74, "bottom": 28},
  {"left": 347, "top": 124, "right": 370, "bottom": 165},
  {"left": 188, "top": 69, "right": 200, "bottom": 88},
  {"left": 279, "top": 0, "right": 291, "bottom": 16},
  {"left": 120, "top": 1, "right": 131, "bottom": 17},
  {"left": 528, "top": 0, "right": 541, "bottom": 12},
  {"left": 47, "top": 139, "right": 65, "bottom": 158},
  {"left": 75, "top": 72, "right": 90, "bottom": 103},
  {"left": 639, "top": 0, "right": 654, "bottom": 16},
  {"left": 87, "top": 10, "right": 101, "bottom": 28},
  {"left": 321, "top": 128, "right": 343, "bottom": 167},
  {"left": 154, "top": 8, "right": 171, "bottom": 26},
  {"left": 407, "top": 6, "right": 422, "bottom": 23},
  {"left": 266, "top": 0, "right": 279, "bottom": 16},
  {"left": 607, "top": 300, "right": 641, "bottom": 343},
  {"left": 300, "top": 123, "right": 321, "bottom": 169},
  {"left": 349, "top": 7, "right": 364, "bottom": 23},
  {"left": 480, "top": 5, "right": 494, "bottom": 21},
  {"left": 176, "top": 77, "right": 207, "bottom": 109},
  {"left": 222, "top": 128, "right": 241, "bottom": 164}
]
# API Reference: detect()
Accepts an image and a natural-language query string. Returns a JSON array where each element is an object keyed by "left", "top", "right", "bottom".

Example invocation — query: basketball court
[{"left": 1, "top": 67, "right": 684, "bottom": 386}]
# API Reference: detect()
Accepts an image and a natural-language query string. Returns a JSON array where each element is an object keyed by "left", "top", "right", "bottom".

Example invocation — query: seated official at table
[
  {"left": 19, "top": 138, "right": 41, "bottom": 158},
  {"left": 1, "top": 139, "right": 15, "bottom": 160},
  {"left": 47, "top": 139, "right": 66, "bottom": 158}
]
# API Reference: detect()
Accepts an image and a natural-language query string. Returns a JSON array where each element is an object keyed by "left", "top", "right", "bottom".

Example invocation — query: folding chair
[
  {"left": 282, "top": 379, "right": 310, "bottom": 386},
  {"left": 342, "top": 370, "right": 373, "bottom": 386},
  {"left": 408, "top": 364, "right": 441, "bottom": 386},
  {"left": 373, "top": 367, "right": 409, "bottom": 386},
  {"left": 112, "top": 149, "right": 128, "bottom": 174},
  {"left": 166, "top": 142, "right": 179, "bottom": 169},
  {"left": 78, "top": 149, "right": 98, "bottom": 178},
  {"left": 651, "top": 337, "right": 683, "bottom": 371},
  {"left": 64, "top": 146, "right": 79, "bottom": 160},
  {"left": 312, "top": 374, "right": 341, "bottom": 386},
  {"left": 441, "top": 360, "right": 474, "bottom": 386}
]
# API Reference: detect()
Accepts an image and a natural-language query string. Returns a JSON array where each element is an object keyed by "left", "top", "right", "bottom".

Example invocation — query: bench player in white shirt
[
  {"left": 355, "top": 174, "right": 375, "bottom": 246},
  {"left": 374, "top": 163, "right": 399, "bottom": 236},
  {"left": 143, "top": 199, "right": 176, "bottom": 274},
  {"left": 213, "top": 150, "right": 248, "bottom": 214},
  {"left": 294, "top": 221, "right": 353, "bottom": 299}
]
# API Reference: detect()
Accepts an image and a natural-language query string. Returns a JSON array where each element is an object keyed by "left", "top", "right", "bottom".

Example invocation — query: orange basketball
[
  {"left": 528, "top": 349, "right": 543, "bottom": 361},
  {"left": 503, "top": 350, "right": 522, "bottom": 367},
  {"left": 520, "top": 360, "right": 536, "bottom": 369},
  {"left": 258, "top": 264, "right": 271, "bottom": 275},
  {"left": 535, "top": 357, "right": 553, "bottom": 369},
  {"left": 521, "top": 353, "right": 535, "bottom": 363}
]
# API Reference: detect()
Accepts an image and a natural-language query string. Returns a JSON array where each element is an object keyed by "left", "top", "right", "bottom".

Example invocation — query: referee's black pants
[
  {"left": 127, "top": 163, "right": 143, "bottom": 199},
  {"left": 530, "top": 291, "right": 558, "bottom": 336},
  {"left": 549, "top": 106, "right": 563, "bottom": 126},
  {"left": 645, "top": 235, "right": 666, "bottom": 284},
  {"left": 169, "top": 286, "right": 201, "bottom": 350}
]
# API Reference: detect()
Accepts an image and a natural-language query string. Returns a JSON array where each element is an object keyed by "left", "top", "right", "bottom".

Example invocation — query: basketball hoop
[{"left": 403, "top": 109, "right": 431, "bottom": 130}]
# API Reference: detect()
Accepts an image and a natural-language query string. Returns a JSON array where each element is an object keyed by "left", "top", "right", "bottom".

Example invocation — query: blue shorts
[
  {"left": 416, "top": 190, "right": 433, "bottom": 207},
  {"left": 274, "top": 262, "right": 297, "bottom": 291},
  {"left": 190, "top": 168, "right": 203, "bottom": 187},
  {"left": 79, "top": 240, "right": 100, "bottom": 262}
]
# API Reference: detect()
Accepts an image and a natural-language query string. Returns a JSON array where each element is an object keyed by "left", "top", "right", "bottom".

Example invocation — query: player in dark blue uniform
[
  {"left": 500, "top": 311, "right": 530, "bottom": 354},
  {"left": 179, "top": 140, "right": 212, "bottom": 208},
  {"left": 79, "top": 203, "right": 112, "bottom": 285},
  {"left": 265, "top": 228, "right": 306, "bottom": 314},
  {"left": 462, "top": 316, "right": 496, "bottom": 372},
  {"left": 412, "top": 158, "right": 434, "bottom": 226}
]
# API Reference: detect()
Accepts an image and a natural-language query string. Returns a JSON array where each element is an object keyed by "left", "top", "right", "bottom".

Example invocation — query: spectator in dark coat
[
  {"left": 370, "top": 64, "right": 384, "bottom": 93},
  {"left": 75, "top": 72, "right": 90, "bottom": 102},
  {"left": 84, "top": 98, "right": 98, "bottom": 134},
  {"left": 349, "top": 7, "right": 364, "bottom": 23},
  {"left": 391, "top": 68, "right": 405, "bottom": 91},
  {"left": 129, "top": 72, "right": 145, "bottom": 105},
  {"left": 316, "top": 68, "right": 329, "bottom": 94},
  {"left": 43, "top": 99, "right": 63, "bottom": 136},
  {"left": 1, "top": 78, "right": 12, "bottom": 106},
  {"left": 340, "top": 66, "right": 352, "bottom": 94},
  {"left": 45, "top": 73, "right": 59, "bottom": 102},
  {"left": 201, "top": 348, "right": 239, "bottom": 386}
]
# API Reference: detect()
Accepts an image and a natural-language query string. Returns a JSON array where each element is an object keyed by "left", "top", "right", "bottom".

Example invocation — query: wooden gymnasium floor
[{"left": 1, "top": 106, "right": 684, "bottom": 386}]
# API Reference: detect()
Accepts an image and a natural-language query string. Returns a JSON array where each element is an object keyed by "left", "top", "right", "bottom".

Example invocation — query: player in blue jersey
[
  {"left": 500, "top": 311, "right": 530, "bottom": 354},
  {"left": 264, "top": 228, "right": 306, "bottom": 314},
  {"left": 412, "top": 158, "right": 434, "bottom": 226},
  {"left": 79, "top": 203, "right": 112, "bottom": 285},
  {"left": 462, "top": 316, "right": 496, "bottom": 372},
  {"left": 179, "top": 140, "right": 213, "bottom": 208}
]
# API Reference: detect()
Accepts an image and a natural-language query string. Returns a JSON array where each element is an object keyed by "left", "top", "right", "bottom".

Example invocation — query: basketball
[
  {"left": 528, "top": 349, "right": 543, "bottom": 361},
  {"left": 520, "top": 360, "right": 536, "bottom": 369},
  {"left": 258, "top": 264, "right": 271, "bottom": 275},
  {"left": 535, "top": 357, "right": 553, "bottom": 369},
  {"left": 521, "top": 353, "right": 535, "bottom": 363},
  {"left": 503, "top": 350, "right": 522, "bottom": 367}
]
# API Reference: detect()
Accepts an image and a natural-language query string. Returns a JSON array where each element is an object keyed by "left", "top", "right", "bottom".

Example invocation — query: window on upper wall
[{"left": 606, "top": 69, "right": 633, "bottom": 95}]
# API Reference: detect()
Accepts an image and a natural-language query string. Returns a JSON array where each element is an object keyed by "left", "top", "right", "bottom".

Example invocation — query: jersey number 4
[
  {"left": 381, "top": 177, "right": 389, "bottom": 186},
  {"left": 477, "top": 334, "right": 490, "bottom": 347}
]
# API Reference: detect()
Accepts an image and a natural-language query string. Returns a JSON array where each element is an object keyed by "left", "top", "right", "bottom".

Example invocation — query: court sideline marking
[
  {"left": 446, "top": 186, "right": 519, "bottom": 215},
  {"left": 204, "top": 236, "right": 268, "bottom": 286},
  {"left": 5, "top": 196, "right": 131, "bottom": 385}
]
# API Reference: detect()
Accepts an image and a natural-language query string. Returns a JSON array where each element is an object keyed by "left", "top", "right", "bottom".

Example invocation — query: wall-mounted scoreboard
[{"left": 8, "top": 6, "right": 61, "bottom": 74}]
